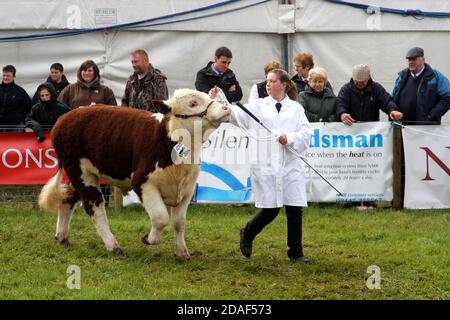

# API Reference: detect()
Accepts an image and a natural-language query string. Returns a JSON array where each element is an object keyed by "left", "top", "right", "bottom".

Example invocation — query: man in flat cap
[
  {"left": 392, "top": 47, "right": 450, "bottom": 124},
  {"left": 337, "top": 64, "right": 403, "bottom": 126}
]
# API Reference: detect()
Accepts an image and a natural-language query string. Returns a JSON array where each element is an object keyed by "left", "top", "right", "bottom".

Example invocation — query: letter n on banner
[{"left": 403, "top": 125, "right": 450, "bottom": 209}]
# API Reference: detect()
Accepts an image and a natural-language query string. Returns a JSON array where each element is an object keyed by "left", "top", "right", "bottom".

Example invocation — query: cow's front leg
[
  {"left": 172, "top": 195, "right": 192, "bottom": 261},
  {"left": 140, "top": 182, "right": 169, "bottom": 245}
]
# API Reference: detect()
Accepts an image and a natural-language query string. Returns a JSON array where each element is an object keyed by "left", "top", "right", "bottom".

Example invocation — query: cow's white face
[{"left": 166, "top": 89, "right": 230, "bottom": 141}]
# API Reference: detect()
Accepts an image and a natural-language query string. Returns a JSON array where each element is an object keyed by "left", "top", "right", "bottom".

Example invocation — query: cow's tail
[{"left": 39, "top": 168, "right": 73, "bottom": 213}]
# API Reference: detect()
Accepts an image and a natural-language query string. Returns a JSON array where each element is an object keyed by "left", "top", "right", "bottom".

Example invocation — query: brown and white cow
[{"left": 38, "top": 89, "right": 230, "bottom": 260}]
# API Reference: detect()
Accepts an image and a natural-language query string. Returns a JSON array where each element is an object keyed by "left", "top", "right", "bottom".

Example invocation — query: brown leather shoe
[{"left": 239, "top": 228, "right": 252, "bottom": 258}]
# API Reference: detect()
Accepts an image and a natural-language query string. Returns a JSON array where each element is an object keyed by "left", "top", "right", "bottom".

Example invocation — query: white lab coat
[
  {"left": 247, "top": 84, "right": 259, "bottom": 103},
  {"left": 229, "top": 95, "right": 312, "bottom": 208}
]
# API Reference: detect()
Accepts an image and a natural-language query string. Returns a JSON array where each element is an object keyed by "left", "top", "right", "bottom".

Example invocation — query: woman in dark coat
[
  {"left": 58, "top": 60, "right": 117, "bottom": 109},
  {"left": 298, "top": 67, "right": 337, "bottom": 122},
  {"left": 25, "top": 82, "right": 69, "bottom": 142}
]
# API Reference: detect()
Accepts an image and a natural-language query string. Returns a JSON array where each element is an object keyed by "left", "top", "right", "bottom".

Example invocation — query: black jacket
[
  {"left": 256, "top": 80, "right": 268, "bottom": 99},
  {"left": 392, "top": 63, "right": 450, "bottom": 124},
  {"left": 336, "top": 78, "right": 398, "bottom": 122},
  {"left": 195, "top": 61, "right": 243, "bottom": 102},
  {"left": 31, "top": 75, "right": 70, "bottom": 105},
  {"left": 0, "top": 81, "right": 32, "bottom": 126},
  {"left": 291, "top": 74, "right": 308, "bottom": 93},
  {"left": 25, "top": 82, "right": 70, "bottom": 142}
]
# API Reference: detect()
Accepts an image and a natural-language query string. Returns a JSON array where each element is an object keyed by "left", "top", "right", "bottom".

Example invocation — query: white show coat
[
  {"left": 229, "top": 95, "right": 312, "bottom": 208},
  {"left": 247, "top": 84, "right": 259, "bottom": 103}
]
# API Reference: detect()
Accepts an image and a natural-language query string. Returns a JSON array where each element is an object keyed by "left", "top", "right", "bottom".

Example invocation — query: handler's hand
[
  {"left": 229, "top": 84, "right": 236, "bottom": 92},
  {"left": 389, "top": 110, "right": 403, "bottom": 121},
  {"left": 340, "top": 113, "right": 355, "bottom": 126},
  {"left": 278, "top": 133, "right": 287, "bottom": 145},
  {"left": 209, "top": 86, "right": 218, "bottom": 99}
]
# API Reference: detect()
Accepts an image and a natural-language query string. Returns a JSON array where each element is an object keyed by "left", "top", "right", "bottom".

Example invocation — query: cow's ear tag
[{"left": 171, "top": 143, "right": 191, "bottom": 163}]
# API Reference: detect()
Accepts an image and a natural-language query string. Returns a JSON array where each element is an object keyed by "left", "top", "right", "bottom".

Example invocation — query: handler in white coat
[{"left": 210, "top": 69, "right": 312, "bottom": 262}]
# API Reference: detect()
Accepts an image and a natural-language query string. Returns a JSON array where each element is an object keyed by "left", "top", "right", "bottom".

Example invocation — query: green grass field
[{"left": 0, "top": 202, "right": 449, "bottom": 300}]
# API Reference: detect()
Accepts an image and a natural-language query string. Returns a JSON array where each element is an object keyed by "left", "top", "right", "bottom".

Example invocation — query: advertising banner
[
  {"left": 403, "top": 124, "right": 450, "bottom": 209},
  {"left": 196, "top": 122, "right": 394, "bottom": 203},
  {"left": 196, "top": 123, "right": 253, "bottom": 203},
  {"left": 305, "top": 122, "right": 394, "bottom": 203},
  {"left": 0, "top": 132, "right": 58, "bottom": 184}
]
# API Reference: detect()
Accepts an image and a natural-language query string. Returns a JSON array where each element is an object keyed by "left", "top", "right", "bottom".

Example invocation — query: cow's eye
[{"left": 189, "top": 101, "right": 198, "bottom": 108}]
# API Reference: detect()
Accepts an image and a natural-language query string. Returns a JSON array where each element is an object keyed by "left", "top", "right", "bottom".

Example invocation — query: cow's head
[{"left": 154, "top": 89, "right": 230, "bottom": 144}]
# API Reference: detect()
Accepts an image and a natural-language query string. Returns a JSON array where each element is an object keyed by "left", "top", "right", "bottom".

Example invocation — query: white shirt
[
  {"left": 411, "top": 65, "right": 425, "bottom": 78},
  {"left": 211, "top": 63, "right": 222, "bottom": 76}
]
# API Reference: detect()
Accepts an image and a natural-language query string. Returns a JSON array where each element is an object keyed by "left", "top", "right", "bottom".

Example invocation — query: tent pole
[{"left": 282, "top": 33, "right": 290, "bottom": 72}]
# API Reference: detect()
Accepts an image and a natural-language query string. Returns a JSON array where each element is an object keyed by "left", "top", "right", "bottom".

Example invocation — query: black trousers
[{"left": 243, "top": 206, "right": 304, "bottom": 259}]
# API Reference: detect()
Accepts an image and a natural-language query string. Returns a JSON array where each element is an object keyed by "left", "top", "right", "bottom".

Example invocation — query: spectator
[
  {"left": 248, "top": 60, "right": 283, "bottom": 103},
  {"left": 392, "top": 47, "right": 450, "bottom": 124},
  {"left": 291, "top": 53, "right": 332, "bottom": 94},
  {"left": 0, "top": 65, "right": 32, "bottom": 131},
  {"left": 58, "top": 60, "right": 117, "bottom": 109},
  {"left": 58, "top": 60, "right": 116, "bottom": 204},
  {"left": 337, "top": 64, "right": 403, "bottom": 126},
  {"left": 25, "top": 83, "right": 69, "bottom": 142},
  {"left": 298, "top": 67, "right": 337, "bottom": 122},
  {"left": 31, "top": 63, "right": 69, "bottom": 105},
  {"left": 122, "top": 49, "right": 168, "bottom": 112},
  {"left": 195, "top": 46, "right": 243, "bottom": 103}
]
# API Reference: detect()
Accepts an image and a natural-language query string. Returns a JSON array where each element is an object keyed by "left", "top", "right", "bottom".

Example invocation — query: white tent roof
[
  {"left": 0, "top": 0, "right": 280, "bottom": 33},
  {"left": 2, "top": 0, "right": 450, "bottom": 32},
  {"left": 296, "top": 0, "right": 450, "bottom": 32}
]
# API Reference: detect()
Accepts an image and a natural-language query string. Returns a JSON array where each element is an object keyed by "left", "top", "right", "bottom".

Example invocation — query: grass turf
[{"left": 0, "top": 202, "right": 449, "bottom": 299}]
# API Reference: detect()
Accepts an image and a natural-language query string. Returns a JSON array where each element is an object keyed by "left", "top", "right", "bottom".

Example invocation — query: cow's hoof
[
  {"left": 55, "top": 236, "right": 70, "bottom": 246},
  {"left": 177, "top": 254, "right": 191, "bottom": 262},
  {"left": 142, "top": 234, "right": 150, "bottom": 245},
  {"left": 142, "top": 233, "right": 161, "bottom": 245},
  {"left": 112, "top": 246, "right": 124, "bottom": 255},
  {"left": 176, "top": 248, "right": 191, "bottom": 261}
]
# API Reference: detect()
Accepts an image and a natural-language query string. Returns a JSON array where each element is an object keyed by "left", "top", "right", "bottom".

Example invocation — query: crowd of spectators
[{"left": 1, "top": 46, "right": 449, "bottom": 140}]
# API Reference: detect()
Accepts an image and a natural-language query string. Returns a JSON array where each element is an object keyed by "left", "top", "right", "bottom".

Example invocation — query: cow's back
[{"left": 52, "top": 106, "right": 172, "bottom": 181}]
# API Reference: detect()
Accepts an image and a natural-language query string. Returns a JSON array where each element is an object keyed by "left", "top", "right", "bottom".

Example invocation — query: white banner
[
  {"left": 197, "top": 123, "right": 253, "bottom": 203},
  {"left": 403, "top": 124, "right": 450, "bottom": 209},
  {"left": 196, "top": 122, "right": 393, "bottom": 204},
  {"left": 305, "top": 122, "right": 393, "bottom": 203}
]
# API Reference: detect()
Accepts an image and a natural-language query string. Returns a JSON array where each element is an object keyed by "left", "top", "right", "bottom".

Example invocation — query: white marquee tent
[{"left": 1, "top": 0, "right": 449, "bottom": 121}]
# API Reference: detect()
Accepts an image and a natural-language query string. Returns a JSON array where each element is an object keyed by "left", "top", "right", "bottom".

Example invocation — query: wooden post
[
  {"left": 392, "top": 125, "right": 403, "bottom": 209},
  {"left": 113, "top": 187, "right": 123, "bottom": 210}
]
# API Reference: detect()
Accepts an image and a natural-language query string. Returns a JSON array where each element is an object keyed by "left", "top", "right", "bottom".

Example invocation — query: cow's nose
[{"left": 222, "top": 106, "right": 229, "bottom": 111}]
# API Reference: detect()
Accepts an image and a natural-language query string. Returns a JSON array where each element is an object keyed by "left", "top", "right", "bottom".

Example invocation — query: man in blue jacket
[{"left": 392, "top": 47, "right": 450, "bottom": 124}]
